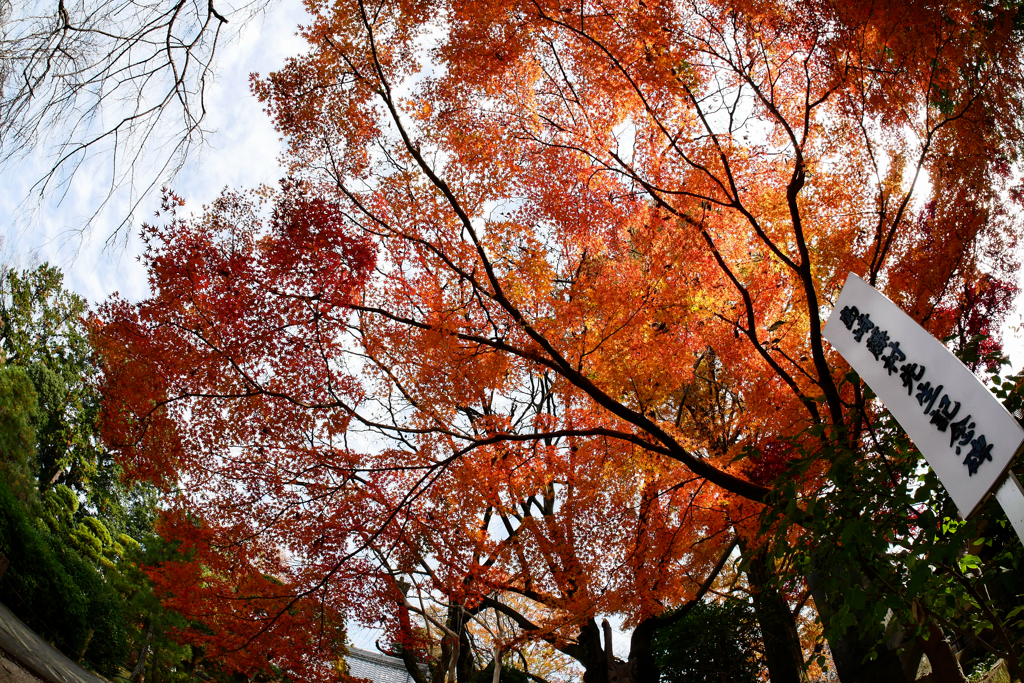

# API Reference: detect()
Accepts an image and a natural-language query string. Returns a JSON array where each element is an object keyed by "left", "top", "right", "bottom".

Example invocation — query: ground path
[{"left": 0, "top": 602, "right": 107, "bottom": 683}]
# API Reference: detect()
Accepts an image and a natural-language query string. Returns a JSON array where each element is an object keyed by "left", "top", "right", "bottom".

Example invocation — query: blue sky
[{"left": 0, "top": 0, "right": 308, "bottom": 306}]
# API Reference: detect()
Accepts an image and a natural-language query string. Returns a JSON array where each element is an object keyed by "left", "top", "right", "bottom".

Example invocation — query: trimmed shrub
[{"left": 0, "top": 476, "right": 129, "bottom": 675}]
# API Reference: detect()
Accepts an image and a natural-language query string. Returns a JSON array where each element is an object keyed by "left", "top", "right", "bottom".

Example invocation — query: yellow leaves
[{"left": 481, "top": 220, "right": 557, "bottom": 307}]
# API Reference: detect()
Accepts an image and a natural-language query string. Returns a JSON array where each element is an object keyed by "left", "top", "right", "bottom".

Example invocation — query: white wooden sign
[{"left": 823, "top": 274, "right": 1024, "bottom": 528}]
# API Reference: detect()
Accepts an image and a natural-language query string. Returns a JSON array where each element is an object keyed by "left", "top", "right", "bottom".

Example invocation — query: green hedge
[
  {"left": 0, "top": 476, "right": 129, "bottom": 675},
  {"left": 652, "top": 599, "right": 764, "bottom": 683}
]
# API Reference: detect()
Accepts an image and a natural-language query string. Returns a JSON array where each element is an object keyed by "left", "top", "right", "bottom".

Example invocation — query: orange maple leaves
[
  {"left": 94, "top": 187, "right": 376, "bottom": 678},
  {"left": 94, "top": 0, "right": 1024, "bottom": 674}
]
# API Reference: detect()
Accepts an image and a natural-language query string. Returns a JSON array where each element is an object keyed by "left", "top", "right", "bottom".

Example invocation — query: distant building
[{"left": 346, "top": 647, "right": 422, "bottom": 683}]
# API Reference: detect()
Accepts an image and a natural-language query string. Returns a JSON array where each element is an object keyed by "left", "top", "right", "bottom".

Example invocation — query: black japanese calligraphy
[
  {"left": 836, "top": 302, "right": 1001, "bottom": 477},
  {"left": 963, "top": 435, "right": 994, "bottom": 476},
  {"left": 900, "top": 363, "right": 925, "bottom": 395},
  {"left": 853, "top": 313, "right": 875, "bottom": 343},
  {"left": 916, "top": 382, "right": 943, "bottom": 415},
  {"left": 929, "top": 395, "right": 960, "bottom": 432},
  {"left": 840, "top": 305, "right": 859, "bottom": 330},
  {"left": 867, "top": 327, "right": 890, "bottom": 360},
  {"left": 950, "top": 415, "right": 976, "bottom": 454},
  {"left": 881, "top": 342, "right": 905, "bottom": 375}
]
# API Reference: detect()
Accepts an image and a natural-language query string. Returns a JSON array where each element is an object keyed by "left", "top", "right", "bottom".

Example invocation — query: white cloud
[{"left": 0, "top": 0, "right": 309, "bottom": 307}]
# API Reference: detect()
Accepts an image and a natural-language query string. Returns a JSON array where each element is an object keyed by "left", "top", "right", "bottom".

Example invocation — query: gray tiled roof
[{"left": 345, "top": 647, "right": 418, "bottom": 683}]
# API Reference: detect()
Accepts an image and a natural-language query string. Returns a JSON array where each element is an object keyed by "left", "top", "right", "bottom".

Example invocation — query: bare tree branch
[{"left": 0, "top": 0, "right": 278, "bottom": 237}]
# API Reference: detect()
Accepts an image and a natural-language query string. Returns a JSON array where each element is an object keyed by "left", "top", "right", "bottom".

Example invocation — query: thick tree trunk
[
  {"left": 824, "top": 629, "right": 907, "bottom": 683},
  {"left": 567, "top": 618, "right": 638, "bottom": 683},
  {"left": 603, "top": 620, "right": 635, "bottom": 683},
  {"left": 743, "top": 544, "right": 810, "bottom": 683},
  {"left": 626, "top": 618, "right": 660, "bottom": 683},
  {"left": 807, "top": 561, "right": 908, "bottom": 683},
  {"left": 400, "top": 646, "right": 430, "bottom": 683},
  {"left": 456, "top": 617, "right": 475, "bottom": 683},
  {"left": 911, "top": 622, "right": 967, "bottom": 683},
  {"left": 578, "top": 619, "right": 611, "bottom": 683},
  {"left": 571, "top": 617, "right": 667, "bottom": 683}
]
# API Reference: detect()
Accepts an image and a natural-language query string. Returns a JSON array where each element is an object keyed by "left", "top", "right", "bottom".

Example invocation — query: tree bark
[
  {"left": 743, "top": 544, "right": 810, "bottom": 683},
  {"left": 456, "top": 614, "right": 475, "bottom": 683},
  {"left": 915, "top": 622, "right": 967, "bottom": 683},
  {"left": 476, "top": 538, "right": 738, "bottom": 683},
  {"left": 578, "top": 619, "right": 611, "bottom": 683},
  {"left": 824, "top": 630, "right": 907, "bottom": 683},
  {"left": 806, "top": 560, "right": 908, "bottom": 683},
  {"left": 626, "top": 618, "right": 660, "bottom": 683},
  {"left": 130, "top": 618, "right": 154, "bottom": 683}
]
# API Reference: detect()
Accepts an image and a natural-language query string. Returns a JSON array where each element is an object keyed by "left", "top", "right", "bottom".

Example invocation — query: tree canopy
[{"left": 92, "top": 0, "right": 1024, "bottom": 681}]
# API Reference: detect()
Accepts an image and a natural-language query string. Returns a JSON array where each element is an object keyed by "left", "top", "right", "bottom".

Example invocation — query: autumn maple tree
[{"left": 95, "top": 0, "right": 1024, "bottom": 681}]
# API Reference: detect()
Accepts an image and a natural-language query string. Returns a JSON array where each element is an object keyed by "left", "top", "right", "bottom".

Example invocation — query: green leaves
[
  {"left": 957, "top": 553, "right": 983, "bottom": 574},
  {"left": 652, "top": 600, "right": 764, "bottom": 683},
  {"left": 0, "top": 264, "right": 100, "bottom": 494},
  {"left": 905, "top": 560, "right": 932, "bottom": 599},
  {"left": 0, "top": 366, "right": 38, "bottom": 498},
  {"left": 761, "top": 387, "right": 1024, "bottom": 674}
]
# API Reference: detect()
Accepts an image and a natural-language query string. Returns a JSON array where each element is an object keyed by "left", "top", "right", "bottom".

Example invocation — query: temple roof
[{"left": 346, "top": 647, "right": 419, "bottom": 683}]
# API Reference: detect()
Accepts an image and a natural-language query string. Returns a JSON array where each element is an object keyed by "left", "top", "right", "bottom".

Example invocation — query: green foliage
[
  {"left": 41, "top": 483, "right": 79, "bottom": 532},
  {"left": 652, "top": 600, "right": 764, "bottom": 683},
  {"left": 0, "top": 365, "right": 39, "bottom": 498},
  {"left": 471, "top": 661, "right": 533, "bottom": 683},
  {"left": 0, "top": 265, "right": 100, "bottom": 493},
  {"left": 0, "top": 474, "right": 130, "bottom": 675},
  {"left": 762, "top": 343, "right": 1024, "bottom": 674},
  {"left": 0, "top": 264, "right": 159, "bottom": 539},
  {"left": 0, "top": 264, "right": 170, "bottom": 677}
]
